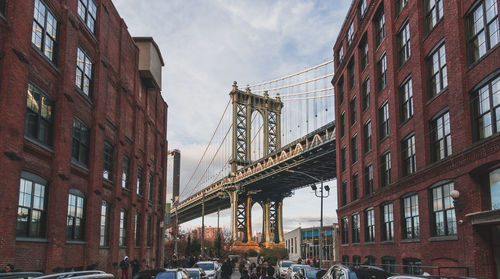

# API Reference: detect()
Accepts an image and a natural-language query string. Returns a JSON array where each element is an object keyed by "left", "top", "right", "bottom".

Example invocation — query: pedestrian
[
  {"left": 263, "top": 267, "right": 275, "bottom": 279},
  {"left": 120, "top": 256, "right": 130, "bottom": 279},
  {"left": 222, "top": 259, "right": 233, "bottom": 279},
  {"left": 238, "top": 259, "right": 245, "bottom": 275},
  {"left": 131, "top": 258, "right": 140, "bottom": 278},
  {"left": 240, "top": 267, "right": 250, "bottom": 279}
]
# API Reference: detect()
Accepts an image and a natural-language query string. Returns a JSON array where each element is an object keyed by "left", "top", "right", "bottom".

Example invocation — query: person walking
[
  {"left": 131, "top": 258, "right": 140, "bottom": 278},
  {"left": 222, "top": 259, "right": 233, "bottom": 279},
  {"left": 120, "top": 256, "right": 130, "bottom": 279},
  {"left": 240, "top": 267, "right": 250, "bottom": 279}
]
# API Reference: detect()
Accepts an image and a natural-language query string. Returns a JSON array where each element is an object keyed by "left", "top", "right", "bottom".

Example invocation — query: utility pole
[{"left": 201, "top": 192, "right": 205, "bottom": 258}]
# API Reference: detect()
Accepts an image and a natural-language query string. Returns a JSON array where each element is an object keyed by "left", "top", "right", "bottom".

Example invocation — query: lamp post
[
  {"left": 173, "top": 198, "right": 179, "bottom": 258},
  {"left": 286, "top": 168, "right": 330, "bottom": 267}
]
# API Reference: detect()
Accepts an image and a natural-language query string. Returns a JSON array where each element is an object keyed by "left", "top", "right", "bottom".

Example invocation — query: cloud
[{"left": 114, "top": 0, "right": 350, "bottom": 232}]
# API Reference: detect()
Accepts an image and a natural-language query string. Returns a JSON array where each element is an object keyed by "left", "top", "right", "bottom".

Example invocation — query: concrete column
[
  {"left": 245, "top": 195, "right": 253, "bottom": 243},
  {"left": 276, "top": 200, "right": 284, "bottom": 243},
  {"left": 229, "top": 190, "right": 238, "bottom": 241},
  {"left": 261, "top": 200, "right": 271, "bottom": 243}
]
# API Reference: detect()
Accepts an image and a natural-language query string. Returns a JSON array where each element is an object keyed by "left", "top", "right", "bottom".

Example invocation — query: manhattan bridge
[{"left": 172, "top": 59, "right": 337, "bottom": 251}]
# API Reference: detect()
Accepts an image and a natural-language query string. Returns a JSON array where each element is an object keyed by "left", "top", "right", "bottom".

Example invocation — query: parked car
[
  {"left": 287, "top": 265, "right": 310, "bottom": 279},
  {"left": 277, "top": 261, "right": 295, "bottom": 278},
  {"left": 155, "top": 269, "right": 190, "bottom": 279},
  {"left": 133, "top": 268, "right": 169, "bottom": 279},
  {"left": 0, "top": 271, "right": 114, "bottom": 279},
  {"left": 388, "top": 276, "right": 481, "bottom": 279},
  {"left": 322, "top": 265, "right": 391, "bottom": 279},
  {"left": 186, "top": 268, "right": 207, "bottom": 279},
  {"left": 0, "top": 272, "right": 44, "bottom": 279},
  {"left": 193, "top": 261, "right": 221, "bottom": 279},
  {"left": 293, "top": 268, "right": 322, "bottom": 279}
]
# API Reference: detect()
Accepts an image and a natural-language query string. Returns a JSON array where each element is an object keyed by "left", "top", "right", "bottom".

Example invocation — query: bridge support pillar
[
  {"left": 229, "top": 190, "right": 239, "bottom": 242},
  {"left": 276, "top": 199, "right": 284, "bottom": 243},
  {"left": 261, "top": 200, "right": 271, "bottom": 244}
]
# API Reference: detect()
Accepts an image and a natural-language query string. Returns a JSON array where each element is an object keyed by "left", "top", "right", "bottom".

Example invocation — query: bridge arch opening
[
  {"left": 250, "top": 202, "right": 263, "bottom": 243},
  {"left": 250, "top": 110, "right": 265, "bottom": 162}
]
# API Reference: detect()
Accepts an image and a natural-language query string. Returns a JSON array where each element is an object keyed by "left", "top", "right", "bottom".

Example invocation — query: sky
[{"left": 113, "top": 0, "right": 352, "bottom": 234}]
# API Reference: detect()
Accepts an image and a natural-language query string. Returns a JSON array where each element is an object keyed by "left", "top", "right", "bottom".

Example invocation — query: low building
[{"left": 284, "top": 225, "right": 339, "bottom": 264}]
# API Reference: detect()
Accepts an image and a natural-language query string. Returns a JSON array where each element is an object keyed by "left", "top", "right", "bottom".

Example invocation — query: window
[
  {"left": 67, "top": 190, "right": 85, "bottom": 240},
  {"left": 17, "top": 172, "right": 47, "bottom": 238},
  {"left": 99, "top": 200, "right": 110, "bottom": 247},
  {"left": 75, "top": 48, "right": 93, "bottom": 97},
  {"left": 403, "top": 258, "right": 422, "bottom": 275},
  {"left": 353, "top": 255, "right": 361, "bottom": 266},
  {"left": 338, "top": 45, "right": 344, "bottom": 65},
  {"left": 348, "top": 59, "right": 355, "bottom": 90},
  {"left": 381, "top": 257, "right": 396, "bottom": 273},
  {"left": 402, "top": 194, "right": 420, "bottom": 239},
  {"left": 365, "top": 256, "right": 376, "bottom": 266},
  {"left": 377, "top": 54, "right": 387, "bottom": 91},
  {"left": 342, "top": 255, "right": 350, "bottom": 265},
  {"left": 338, "top": 77, "right": 345, "bottom": 104},
  {"left": 350, "top": 96, "right": 357, "bottom": 125},
  {"left": 365, "top": 164, "right": 373, "bottom": 195},
  {"left": 119, "top": 209, "right": 127, "bottom": 247},
  {"left": 32, "top": 0, "right": 57, "bottom": 62},
  {"left": 490, "top": 169, "right": 500, "bottom": 210},
  {"left": 351, "top": 135, "right": 358, "bottom": 164},
  {"left": 158, "top": 178, "right": 163, "bottom": 205},
  {"left": 430, "top": 111, "right": 452, "bottom": 161},
  {"left": 396, "top": 0, "right": 408, "bottom": 15},
  {"left": 402, "top": 134, "right": 416, "bottom": 176},
  {"left": 428, "top": 43, "right": 448, "bottom": 97},
  {"left": 340, "top": 111, "right": 346, "bottom": 137},
  {"left": 364, "top": 120, "right": 372, "bottom": 153},
  {"left": 134, "top": 212, "right": 141, "bottom": 247},
  {"left": 25, "top": 83, "right": 54, "bottom": 146},
  {"left": 347, "top": 20, "right": 354, "bottom": 46},
  {"left": 379, "top": 101, "right": 390, "bottom": 139},
  {"left": 148, "top": 175, "right": 154, "bottom": 201},
  {"left": 431, "top": 182, "right": 456, "bottom": 236},
  {"left": 375, "top": 8, "right": 386, "bottom": 46},
  {"left": 365, "top": 208, "right": 375, "bottom": 242},
  {"left": 467, "top": 0, "right": 499, "bottom": 64},
  {"left": 471, "top": 76, "right": 500, "bottom": 140},
  {"left": 425, "top": 0, "right": 443, "bottom": 32},
  {"left": 351, "top": 213, "right": 360, "bottom": 243},
  {"left": 0, "top": 0, "right": 5, "bottom": 15},
  {"left": 359, "top": 0, "right": 367, "bottom": 18},
  {"left": 360, "top": 39, "right": 369, "bottom": 71},
  {"left": 362, "top": 78, "right": 370, "bottom": 111},
  {"left": 400, "top": 78, "right": 414, "bottom": 122},
  {"left": 382, "top": 202, "right": 394, "bottom": 241},
  {"left": 103, "top": 142, "right": 113, "bottom": 181},
  {"left": 342, "top": 181, "right": 348, "bottom": 206},
  {"left": 137, "top": 166, "right": 143, "bottom": 196},
  {"left": 381, "top": 151, "right": 391, "bottom": 186},
  {"left": 341, "top": 216, "right": 349, "bottom": 244},
  {"left": 77, "top": 0, "right": 97, "bottom": 33},
  {"left": 341, "top": 147, "right": 346, "bottom": 172},
  {"left": 71, "top": 118, "right": 90, "bottom": 167},
  {"left": 398, "top": 21, "right": 411, "bottom": 65},
  {"left": 147, "top": 215, "right": 152, "bottom": 246},
  {"left": 122, "top": 156, "right": 130, "bottom": 189},
  {"left": 352, "top": 173, "right": 359, "bottom": 200}
]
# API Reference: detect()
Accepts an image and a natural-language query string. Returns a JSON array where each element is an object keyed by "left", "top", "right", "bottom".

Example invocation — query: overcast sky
[{"left": 114, "top": 0, "right": 351, "bottom": 233}]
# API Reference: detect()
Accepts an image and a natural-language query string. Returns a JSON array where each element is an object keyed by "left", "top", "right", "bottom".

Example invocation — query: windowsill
[
  {"left": 24, "top": 136, "right": 54, "bottom": 154},
  {"left": 351, "top": 243, "right": 361, "bottom": 246},
  {"left": 16, "top": 237, "right": 48, "bottom": 243},
  {"left": 397, "top": 56, "right": 411, "bottom": 71},
  {"left": 364, "top": 241, "right": 375, "bottom": 245},
  {"left": 375, "top": 39, "right": 385, "bottom": 53},
  {"left": 429, "top": 235, "right": 458, "bottom": 242},
  {"left": 103, "top": 179, "right": 114, "bottom": 189},
  {"left": 364, "top": 149, "right": 372, "bottom": 155},
  {"left": 467, "top": 44, "right": 500, "bottom": 72},
  {"left": 426, "top": 86, "right": 449, "bottom": 105},
  {"left": 399, "top": 116, "right": 413, "bottom": 127},
  {"left": 122, "top": 187, "right": 131, "bottom": 194},
  {"left": 380, "top": 240, "right": 394, "bottom": 244},
  {"left": 75, "top": 87, "right": 94, "bottom": 106},
  {"left": 378, "top": 85, "right": 387, "bottom": 94},
  {"left": 31, "top": 44, "right": 59, "bottom": 72},
  {"left": 77, "top": 16, "right": 98, "bottom": 42},
  {"left": 119, "top": 246, "right": 127, "bottom": 249},
  {"left": 401, "top": 238, "right": 420, "bottom": 243},
  {"left": 379, "top": 135, "right": 389, "bottom": 143},
  {"left": 99, "top": 246, "right": 110, "bottom": 249},
  {"left": 423, "top": 18, "right": 444, "bottom": 41},
  {"left": 71, "top": 160, "right": 90, "bottom": 172},
  {"left": 341, "top": 244, "right": 349, "bottom": 247},
  {"left": 66, "top": 240, "right": 86, "bottom": 245}
]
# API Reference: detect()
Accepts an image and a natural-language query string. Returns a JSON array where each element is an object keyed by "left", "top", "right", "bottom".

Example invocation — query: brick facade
[
  {"left": 0, "top": 0, "right": 168, "bottom": 275},
  {"left": 333, "top": 0, "right": 500, "bottom": 278}
]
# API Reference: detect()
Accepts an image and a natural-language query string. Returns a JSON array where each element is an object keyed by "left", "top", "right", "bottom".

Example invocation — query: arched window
[
  {"left": 67, "top": 189, "right": 85, "bottom": 240},
  {"left": 17, "top": 171, "right": 48, "bottom": 238}
]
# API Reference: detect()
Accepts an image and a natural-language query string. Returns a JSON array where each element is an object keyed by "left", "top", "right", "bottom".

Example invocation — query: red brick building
[
  {"left": 332, "top": 0, "right": 499, "bottom": 277},
  {"left": 0, "top": 0, "right": 168, "bottom": 274}
]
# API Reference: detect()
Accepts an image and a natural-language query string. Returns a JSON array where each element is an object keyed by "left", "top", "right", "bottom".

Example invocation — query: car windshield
[
  {"left": 195, "top": 263, "right": 215, "bottom": 271},
  {"left": 156, "top": 272, "right": 176, "bottom": 279},
  {"left": 293, "top": 266, "right": 307, "bottom": 272},
  {"left": 352, "top": 268, "right": 391, "bottom": 279},
  {"left": 306, "top": 270, "right": 318, "bottom": 279},
  {"left": 188, "top": 271, "right": 200, "bottom": 279},
  {"left": 282, "top": 262, "right": 294, "bottom": 268}
]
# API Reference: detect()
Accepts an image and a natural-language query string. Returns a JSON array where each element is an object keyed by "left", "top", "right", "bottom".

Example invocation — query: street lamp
[{"left": 286, "top": 168, "right": 330, "bottom": 267}]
